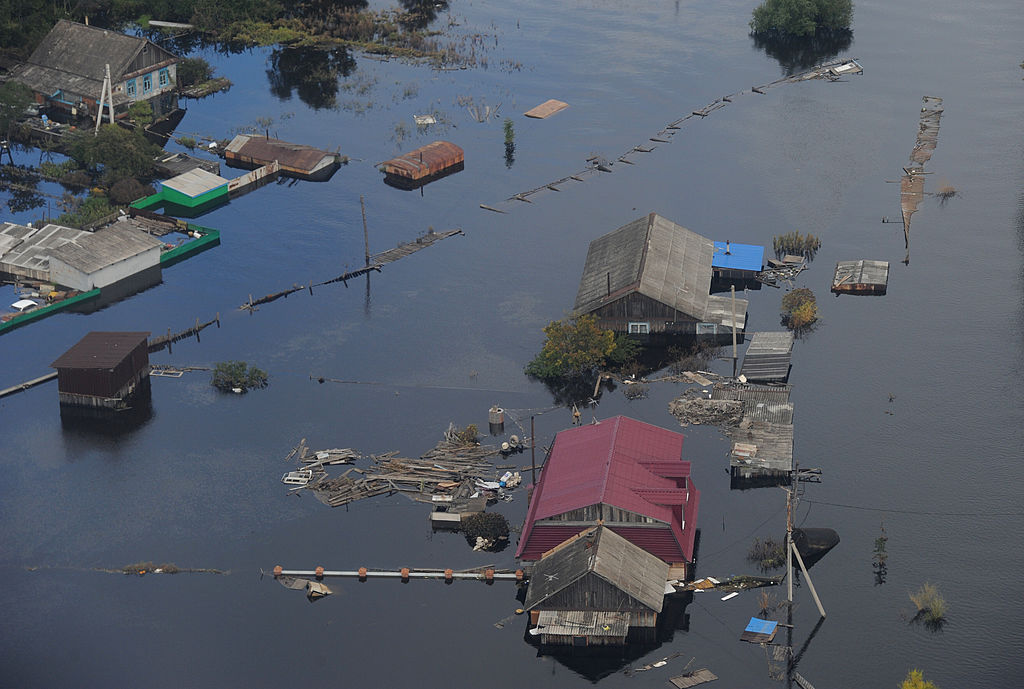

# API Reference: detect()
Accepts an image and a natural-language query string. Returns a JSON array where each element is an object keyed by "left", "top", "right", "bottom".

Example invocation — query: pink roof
[{"left": 516, "top": 416, "right": 699, "bottom": 563}]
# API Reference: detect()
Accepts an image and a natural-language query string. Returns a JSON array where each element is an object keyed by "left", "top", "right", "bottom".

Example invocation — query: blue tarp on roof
[
  {"left": 744, "top": 618, "right": 779, "bottom": 635},
  {"left": 712, "top": 241, "right": 764, "bottom": 272}
]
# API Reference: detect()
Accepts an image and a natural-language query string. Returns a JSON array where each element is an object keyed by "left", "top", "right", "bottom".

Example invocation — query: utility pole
[
  {"left": 95, "top": 64, "right": 114, "bottom": 135},
  {"left": 730, "top": 284, "right": 738, "bottom": 378},
  {"left": 786, "top": 461, "right": 825, "bottom": 618}
]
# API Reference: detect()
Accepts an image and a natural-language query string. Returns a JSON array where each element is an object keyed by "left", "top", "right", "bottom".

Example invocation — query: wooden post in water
[
  {"left": 361, "top": 195, "right": 370, "bottom": 268},
  {"left": 731, "top": 284, "right": 738, "bottom": 378}
]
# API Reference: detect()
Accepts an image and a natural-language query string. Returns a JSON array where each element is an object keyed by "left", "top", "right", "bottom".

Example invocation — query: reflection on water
[
  {"left": 751, "top": 31, "right": 853, "bottom": 75},
  {"left": 267, "top": 47, "right": 357, "bottom": 110},
  {"left": 58, "top": 379, "right": 155, "bottom": 439}
]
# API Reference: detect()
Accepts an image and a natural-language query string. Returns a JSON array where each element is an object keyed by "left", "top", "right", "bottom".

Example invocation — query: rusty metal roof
[
  {"left": 51, "top": 332, "right": 149, "bottom": 369},
  {"left": 225, "top": 135, "right": 335, "bottom": 172},
  {"left": 379, "top": 141, "right": 464, "bottom": 180}
]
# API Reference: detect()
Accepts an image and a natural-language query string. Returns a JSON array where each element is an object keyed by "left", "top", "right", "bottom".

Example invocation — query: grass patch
[
  {"left": 747, "top": 536, "right": 786, "bottom": 573},
  {"left": 909, "top": 582, "right": 947, "bottom": 629}
]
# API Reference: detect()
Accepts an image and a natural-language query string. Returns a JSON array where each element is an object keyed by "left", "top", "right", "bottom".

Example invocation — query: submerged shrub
[{"left": 211, "top": 361, "right": 269, "bottom": 393}]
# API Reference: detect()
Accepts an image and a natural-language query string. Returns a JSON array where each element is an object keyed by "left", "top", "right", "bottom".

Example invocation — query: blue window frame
[
  {"left": 126, "top": 79, "right": 136, "bottom": 98},
  {"left": 142, "top": 73, "right": 152, "bottom": 94},
  {"left": 158, "top": 68, "right": 169, "bottom": 88}
]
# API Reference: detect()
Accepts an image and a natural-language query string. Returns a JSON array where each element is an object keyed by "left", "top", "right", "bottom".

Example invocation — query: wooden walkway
[
  {"left": 486, "top": 59, "right": 862, "bottom": 211},
  {"left": 371, "top": 228, "right": 463, "bottom": 265}
]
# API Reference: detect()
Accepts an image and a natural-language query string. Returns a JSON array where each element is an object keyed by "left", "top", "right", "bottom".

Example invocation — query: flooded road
[{"left": 1, "top": 0, "right": 1022, "bottom": 686}]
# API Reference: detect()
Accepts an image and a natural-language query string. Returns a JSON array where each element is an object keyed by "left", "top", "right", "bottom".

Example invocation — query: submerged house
[
  {"left": 51, "top": 331, "right": 150, "bottom": 409},
  {"left": 516, "top": 416, "right": 700, "bottom": 580},
  {"left": 525, "top": 526, "right": 669, "bottom": 646},
  {"left": 9, "top": 19, "right": 179, "bottom": 121},
  {"left": 573, "top": 213, "right": 747, "bottom": 339}
]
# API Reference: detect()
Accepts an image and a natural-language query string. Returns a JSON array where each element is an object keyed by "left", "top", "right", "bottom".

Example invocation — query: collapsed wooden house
[
  {"left": 525, "top": 526, "right": 669, "bottom": 647},
  {"left": 573, "top": 213, "right": 747, "bottom": 339},
  {"left": 378, "top": 141, "right": 464, "bottom": 189}
]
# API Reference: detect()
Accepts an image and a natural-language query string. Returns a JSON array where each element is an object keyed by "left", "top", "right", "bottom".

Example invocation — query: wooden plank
[
  {"left": 669, "top": 668, "right": 718, "bottom": 688},
  {"left": 524, "top": 99, "right": 569, "bottom": 119}
]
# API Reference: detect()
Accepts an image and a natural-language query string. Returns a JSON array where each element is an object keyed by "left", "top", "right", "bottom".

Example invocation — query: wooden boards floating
[
  {"left": 524, "top": 99, "right": 569, "bottom": 119},
  {"left": 670, "top": 669, "right": 718, "bottom": 688}
]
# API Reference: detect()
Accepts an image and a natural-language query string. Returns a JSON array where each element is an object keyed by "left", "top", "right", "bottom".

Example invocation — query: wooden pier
[{"left": 371, "top": 228, "right": 463, "bottom": 266}]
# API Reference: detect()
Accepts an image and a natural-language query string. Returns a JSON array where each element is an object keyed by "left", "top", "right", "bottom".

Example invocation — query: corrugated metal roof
[
  {"left": 47, "top": 224, "right": 163, "bottom": 274},
  {"left": 162, "top": 168, "right": 229, "bottom": 198},
  {"left": 225, "top": 135, "right": 336, "bottom": 172},
  {"left": 379, "top": 140, "right": 464, "bottom": 180},
  {"left": 51, "top": 331, "right": 150, "bottom": 369},
  {"left": 525, "top": 526, "right": 668, "bottom": 612},
  {"left": 0, "top": 222, "right": 91, "bottom": 276},
  {"left": 712, "top": 241, "right": 764, "bottom": 272},
  {"left": 740, "top": 331, "right": 794, "bottom": 381},
  {"left": 516, "top": 416, "right": 698, "bottom": 563}
]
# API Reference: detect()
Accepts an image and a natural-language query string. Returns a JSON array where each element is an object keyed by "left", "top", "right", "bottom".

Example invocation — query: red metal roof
[
  {"left": 516, "top": 416, "right": 699, "bottom": 563},
  {"left": 379, "top": 141, "right": 463, "bottom": 181}
]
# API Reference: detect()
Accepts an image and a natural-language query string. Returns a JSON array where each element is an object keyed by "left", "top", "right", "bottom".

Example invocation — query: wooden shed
[
  {"left": 573, "top": 213, "right": 746, "bottom": 338},
  {"left": 525, "top": 526, "right": 669, "bottom": 646},
  {"left": 379, "top": 141, "right": 464, "bottom": 189},
  {"left": 51, "top": 331, "right": 150, "bottom": 409}
]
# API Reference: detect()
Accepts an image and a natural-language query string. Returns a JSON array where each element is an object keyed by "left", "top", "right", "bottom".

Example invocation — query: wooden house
[
  {"left": 573, "top": 213, "right": 747, "bottom": 338},
  {"left": 525, "top": 526, "right": 669, "bottom": 646},
  {"left": 9, "top": 20, "right": 179, "bottom": 121},
  {"left": 516, "top": 416, "right": 700, "bottom": 579},
  {"left": 51, "top": 331, "right": 150, "bottom": 409}
]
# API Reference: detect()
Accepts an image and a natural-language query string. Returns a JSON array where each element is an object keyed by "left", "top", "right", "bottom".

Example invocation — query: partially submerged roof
[
  {"left": 833, "top": 260, "right": 889, "bottom": 293},
  {"left": 740, "top": 617, "right": 778, "bottom": 643},
  {"left": 712, "top": 240, "right": 764, "bottom": 272},
  {"left": 51, "top": 331, "right": 150, "bottom": 369},
  {"left": 47, "top": 224, "right": 164, "bottom": 275},
  {"left": 225, "top": 135, "right": 337, "bottom": 173},
  {"left": 161, "top": 168, "right": 229, "bottom": 199},
  {"left": 379, "top": 141, "right": 464, "bottom": 181},
  {"left": 573, "top": 213, "right": 747, "bottom": 327},
  {"left": 525, "top": 526, "right": 669, "bottom": 613}
]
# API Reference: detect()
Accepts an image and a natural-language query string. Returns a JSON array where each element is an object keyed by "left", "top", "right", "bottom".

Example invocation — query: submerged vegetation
[
  {"left": 747, "top": 536, "right": 787, "bottom": 573},
  {"left": 773, "top": 231, "right": 821, "bottom": 260},
  {"left": 750, "top": 0, "right": 853, "bottom": 37},
  {"left": 909, "top": 582, "right": 947, "bottom": 630},
  {"left": 872, "top": 521, "right": 888, "bottom": 586},
  {"left": 461, "top": 512, "right": 510, "bottom": 552},
  {"left": 525, "top": 315, "right": 639, "bottom": 383},
  {"left": 901, "top": 669, "right": 938, "bottom": 689},
  {"left": 781, "top": 287, "right": 818, "bottom": 332},
  {"left": 211, "top": 361, "right": 269, "bottom": 393}
]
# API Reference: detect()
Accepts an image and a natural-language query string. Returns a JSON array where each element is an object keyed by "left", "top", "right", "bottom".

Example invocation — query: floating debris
[
  {"left": 669, "top": 668, "right": 718, "bottom": 688},
  {"left": 524, "top": 99, "right": 569, "bottom": 119}
]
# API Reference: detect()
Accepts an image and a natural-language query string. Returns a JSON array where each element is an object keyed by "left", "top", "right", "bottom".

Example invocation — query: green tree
[
  {"left": 176, "top": 57, "right": 215, "bottom": 88},
  {"left": 750, "top": 0, "right": 853, "bottom": 37},
  {"left": 525, "top": 315, "right": 637, "bottom": 382},
  {"left": 900, "top": 669, "right": 937, "bottom": 689},
  {"left": 66, "top": 124, "right": 160, "bottom": 184},
  {"left": 211, "top": 361, "right": 269, "bottom": 393},
  {"left": 0, "top": 81, "right": 33, "bottom": 139},
  {"left": 127, "top": 100, "right": 153, "bottom": 127}
]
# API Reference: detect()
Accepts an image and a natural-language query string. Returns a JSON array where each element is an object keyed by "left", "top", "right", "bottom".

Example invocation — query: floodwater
[{"left": 2, "top": 0, "right": 1023, "bottom": 686}]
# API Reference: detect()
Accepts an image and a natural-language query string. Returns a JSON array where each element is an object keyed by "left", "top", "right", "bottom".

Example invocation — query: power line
[{"left": 804, "top": 498, "right": 1024, "bottom": 517}]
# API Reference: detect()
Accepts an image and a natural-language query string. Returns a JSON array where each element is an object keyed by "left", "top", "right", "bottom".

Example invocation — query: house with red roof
[{"left": 515, "top": 416, "right": 700, "bottom": 577}]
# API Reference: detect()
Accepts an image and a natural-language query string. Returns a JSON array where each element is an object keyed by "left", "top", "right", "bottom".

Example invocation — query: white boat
[{"left": 281, "top": 469, "right": 313, "bottom": 486}]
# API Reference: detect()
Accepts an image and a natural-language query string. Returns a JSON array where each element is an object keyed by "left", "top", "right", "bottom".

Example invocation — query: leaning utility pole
[
  {"left": 786, "top": 461, "right": 826, "bottom": 618},
  {"left": 94, "top": 64, "right": 114, "bottom": 135}
]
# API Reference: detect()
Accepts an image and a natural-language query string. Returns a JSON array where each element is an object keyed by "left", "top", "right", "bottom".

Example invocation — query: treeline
[{"left": 0, "top": 0, "right": 446, "bottom": 62}]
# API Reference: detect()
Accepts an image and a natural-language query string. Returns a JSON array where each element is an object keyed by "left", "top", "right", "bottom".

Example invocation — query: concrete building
[{"left": 47, "top": 224, "right": 164, "bottom": 292}]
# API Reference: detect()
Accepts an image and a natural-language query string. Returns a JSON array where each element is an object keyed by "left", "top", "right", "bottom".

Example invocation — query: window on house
[
  {"left": 628, "top": 322, "right": 650, "bottom": 334},
  {"left": 143, "top": 74, "right": 152, "bottom": 93},
  {"left": 158, "top": 69, "right": 169, "bottom": 88},
  {"left": 126, "top": 79, "right": 136, "bottom": 98}
]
